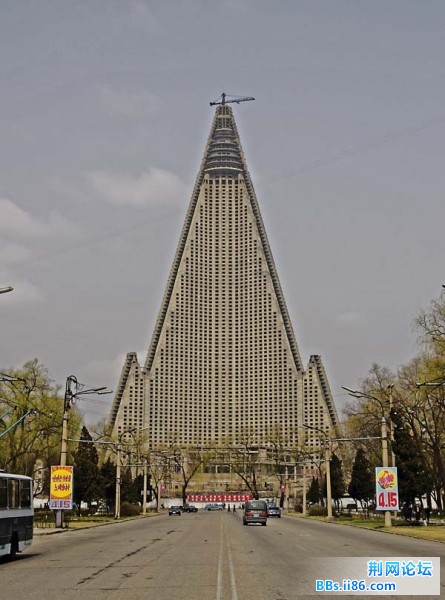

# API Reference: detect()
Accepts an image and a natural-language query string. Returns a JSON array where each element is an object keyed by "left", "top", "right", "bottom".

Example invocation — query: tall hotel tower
[{"left": 109, "top": 101, "right": 339, "bottom": 450}]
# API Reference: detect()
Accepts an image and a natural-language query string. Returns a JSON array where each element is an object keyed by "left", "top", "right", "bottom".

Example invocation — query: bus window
[
  {"left": 0, "top": 473, "right": 34, "bottom": 558},
  {"left": 20, "top": 479, "right": 31, "bottom": 508},
  {"left": 8, "top": 478, "right": 19, "bottom": 508},
  {"left": 0, "top": 479, "right": 6, "bottom": 509}
]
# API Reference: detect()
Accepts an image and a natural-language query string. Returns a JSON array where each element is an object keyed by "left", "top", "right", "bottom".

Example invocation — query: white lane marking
[
  {"left": 226, "top": 525, "right": 238, "bottom": 600},
  {"left": 216, "top": 516, "right": 224, "bottom": 600},
  {"left": 293, "top": 543, "right": 307, "bottom": 551}
]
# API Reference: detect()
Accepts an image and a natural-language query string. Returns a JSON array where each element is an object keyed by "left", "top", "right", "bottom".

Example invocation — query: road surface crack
[{"left": 75, "top": 544, "right": 148, "bottom": 587}]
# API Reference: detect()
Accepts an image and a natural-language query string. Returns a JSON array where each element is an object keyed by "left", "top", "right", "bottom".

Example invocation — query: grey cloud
[
  {"left": 87, "top": 168, "right": 188, "bottom": 207},
  {"left": 0, "top": 198, "right": 80, "bottom": 239},
  {"left": 100, "top": 87, "right": 161, "bottom": 118}
]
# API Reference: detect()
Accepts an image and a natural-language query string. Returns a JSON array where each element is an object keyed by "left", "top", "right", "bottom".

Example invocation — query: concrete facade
[{"left": 109, "top": 105, "right": 340, "bottom": 450}]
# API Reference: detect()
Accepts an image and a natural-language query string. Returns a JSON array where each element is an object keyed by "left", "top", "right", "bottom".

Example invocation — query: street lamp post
[
  {"left": 387, "top": 384, "right": 396, "bottom": 467},
  {"left": 381, "top": 418, "right": 392, "bottom": 527},
  {"left": 115, "top": 443, "right": 122, "bottom": 519},
  {"left": 302, "top": 424, "right": 332, "bottom": 519},
  {"left": 342, "top": 386, "right": 396, "bottom": 463},
  {"left": 324, "top": 440, "right": 332, "bottom": 519},
  {"left": 302, "top": 463, "right": 307, "bottom": 516},
  {"left": 142, "top": 458, "right": 148, "bottom": 515}
]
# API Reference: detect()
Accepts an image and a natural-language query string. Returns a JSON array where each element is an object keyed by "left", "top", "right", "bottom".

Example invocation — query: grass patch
[
  {"left": 288, "top": 512, "right": 445, "bottom": 543},
  {"left": 65, "top": 512, "right": 160, "bottom": 529}
]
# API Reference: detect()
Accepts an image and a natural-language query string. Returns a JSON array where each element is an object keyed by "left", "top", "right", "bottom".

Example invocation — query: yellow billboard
[{"left": 49, "top": 466, "right": 74, "bottom": 510}]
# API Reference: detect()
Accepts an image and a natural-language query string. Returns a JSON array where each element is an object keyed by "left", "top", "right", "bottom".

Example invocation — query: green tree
[
  {"left": 99, "top": 458, "right": 116, "bottom": 512},
  {"left": 307, "top": 476, "right": 321, "bottom": 505},
  {"left": 0, "top": 360, "right": 82, "bottom": 481},
  {"left": 73, "top": 426, "right": 100, "bottom": 515},
  {"left": 343, "top": 290, "right": 445, "bottom": 510},
  {"left": 391, "top": 409, "right": 432, "bottom": 505},
  {"left": 120, "top": 469, "right": 145, "bottom": 505},
  {"left": 348, "top": 448, "right": 374, "bottom": 510}
]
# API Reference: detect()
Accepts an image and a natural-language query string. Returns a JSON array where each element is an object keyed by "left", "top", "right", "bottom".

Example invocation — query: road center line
[
  {"left": 225, "top": 524, "right": 238, "bottom": 600},
  {"left": 216, "top": 516, "right": 224, "bottom": 600}
]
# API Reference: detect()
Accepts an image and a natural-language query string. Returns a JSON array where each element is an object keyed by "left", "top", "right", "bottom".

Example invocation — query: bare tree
[{"left": 170, "top": 445, "right": 204, "bottom": 506}]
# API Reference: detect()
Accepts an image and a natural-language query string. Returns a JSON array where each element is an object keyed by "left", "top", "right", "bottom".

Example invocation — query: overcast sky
[{"left": 1, "top": 1, "right": 444, "bottom": 424}]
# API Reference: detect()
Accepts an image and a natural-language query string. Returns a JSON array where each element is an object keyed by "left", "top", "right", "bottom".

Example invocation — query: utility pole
[
  {"left": 115, "top": 443, "right": 122, "bottom": 519},
  {"left": 324, "top": 440, "right": 333, "bottom": 519},
  {"left": 302, "top": 463, "right": 307, "bottom": 516},
  {"left": 60, "top": 376, "right": 75, "bottom": 467},
  {"left": 387, "top": 384, "right": 396, "bottom": 467},
  {"left": 56, "top": 376, "right": 76, "bottom": 528},
  {"left": 56, "top": 376, "right": 111, "bottom": 528},
  {"left": 142, "top": 458, "right": 148, "bottom": 515},
  {"left": 381, "top": 418, "right": 392, "bottom": 527},
  {"left": 284, "top": 465, "right": 289, "bottom": 511},
  {"left": 301, "top": 424, "right": 333, "bottom": 519}
]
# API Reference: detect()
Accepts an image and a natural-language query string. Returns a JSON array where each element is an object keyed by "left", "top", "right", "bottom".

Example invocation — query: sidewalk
[
  {"left": 34, "top": 527, "right": 66, "bottom": 536},
  {"left": 33, "top": 512, "right": 162, "bottom": 536}
]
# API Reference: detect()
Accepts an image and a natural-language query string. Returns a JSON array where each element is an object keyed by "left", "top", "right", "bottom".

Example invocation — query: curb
[{"left": 34, "top": 512, "right": 163, "bottom": 536}]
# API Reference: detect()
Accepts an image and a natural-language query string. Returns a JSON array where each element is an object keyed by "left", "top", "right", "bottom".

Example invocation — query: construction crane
[{"left": 209, "top": 93, "right": 255, "bottom": 107}]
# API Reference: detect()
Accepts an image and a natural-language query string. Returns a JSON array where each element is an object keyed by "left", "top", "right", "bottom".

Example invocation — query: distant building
[{"left": 109, "top": 103, "right": 340, "bottom": 451}]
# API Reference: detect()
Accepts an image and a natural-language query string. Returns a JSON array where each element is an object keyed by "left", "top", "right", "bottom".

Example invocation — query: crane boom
[{"left": 210, "top": 93, "right": 255, "bottom": 107}]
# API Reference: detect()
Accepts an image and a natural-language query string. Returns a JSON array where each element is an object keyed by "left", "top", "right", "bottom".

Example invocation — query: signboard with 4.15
[
  {"left": 49, "top": 466, "right": 74, "bottom": 510},
  {"left": 375, "top": 467, "right": 399, "bottom": 511}
]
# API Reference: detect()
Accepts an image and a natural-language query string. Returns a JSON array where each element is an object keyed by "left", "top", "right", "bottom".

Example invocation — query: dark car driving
[
  {"left": 243, "top": 500, "right": 268, "bottom": 526},
  {"left": 267, "top": 503, "right": 281, "bottom": 518},
  {"left": 169, "top": 505, "right": 181, "bottom": 516},
  {"left": 183, "top": 505, "right": 198, "bottom": 513}
]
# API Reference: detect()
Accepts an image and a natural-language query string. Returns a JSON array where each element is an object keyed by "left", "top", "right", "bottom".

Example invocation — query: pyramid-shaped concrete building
[{"left": 109, "top": 102, "right": 339, "bottom": 451}]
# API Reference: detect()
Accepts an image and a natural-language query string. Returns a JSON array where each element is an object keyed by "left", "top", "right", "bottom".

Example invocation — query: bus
[{"left": 0, "top": 472, "right": 33, "bottom": 558}]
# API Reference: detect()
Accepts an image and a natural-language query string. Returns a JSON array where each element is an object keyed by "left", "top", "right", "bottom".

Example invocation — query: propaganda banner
[
  {"left": 49, "top": 465, "right": 74, "bottom": 510},
  {"left": 187, "top": 493, "right": 253, "bottom": 503},
  {"left": 375, "top": 467, "right": 399, "bottom": 511}
]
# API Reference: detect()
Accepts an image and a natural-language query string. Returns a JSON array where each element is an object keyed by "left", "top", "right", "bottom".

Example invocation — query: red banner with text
[{"left": 187, "top": 493, "right": 252, "bottom": 503}]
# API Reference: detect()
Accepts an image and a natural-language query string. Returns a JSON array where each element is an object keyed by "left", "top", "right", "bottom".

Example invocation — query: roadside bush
[
  {"left": 120, "top": 502, "right": 141, "bottom": 517},
  {"left": 33, "top": 510, "right": 53, "bottom": 522},
  {"left": 294, "top": 503, "right": 303, "bottom": 513},
  {"left": 308, "top": 505, "right": 327, "bottom": 517}
]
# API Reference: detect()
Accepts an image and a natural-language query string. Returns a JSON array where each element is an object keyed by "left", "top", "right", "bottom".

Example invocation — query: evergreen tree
[
  {"left": 126, "top": 473, "right": 148, "bottom": 504},
  {"left": 99, "top": 458, "right": 116, "bottom": 513},
  {"left": 391, "top": 409, "right": 432, "bottom": 504},
  {"left": 348, "top": 448, "right": 374, "bottom": 509},
  {"left": 120, "top": 468, "right": 143, "bottom": 504},
  {"left": 307, "top": 476, "right": 321, "bottom": 504},
  {"left": 73, "top": 426, "right": 100, "bottom": 515}
]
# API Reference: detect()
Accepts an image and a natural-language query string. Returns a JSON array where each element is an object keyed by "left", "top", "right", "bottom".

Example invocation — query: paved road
[{"left": 0, "top": 512, "right": 443, "bottom": 599}]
